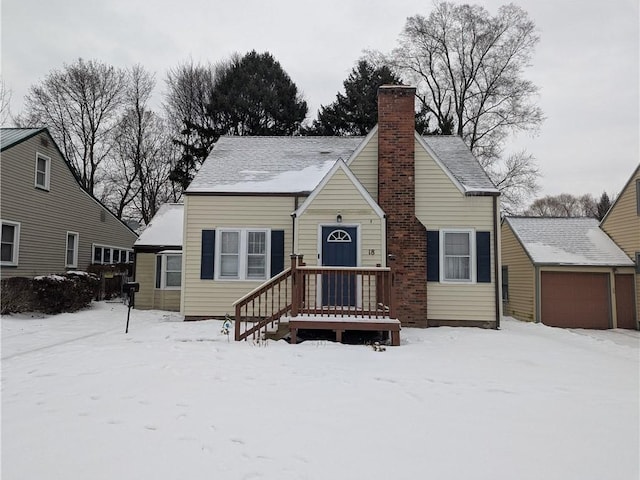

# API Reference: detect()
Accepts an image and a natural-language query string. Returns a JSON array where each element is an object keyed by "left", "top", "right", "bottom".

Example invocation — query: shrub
[
  {"left": 1, "top": 272, "right": 100, "bottom": 315},
  {"left": 1, "top": 277, "right": 35, "bottom": 314},
  {"left": 33, "top": 272, "right": 100, "bottom": 314}
]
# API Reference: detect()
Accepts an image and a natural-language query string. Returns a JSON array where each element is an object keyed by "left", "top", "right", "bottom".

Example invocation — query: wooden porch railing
[
  {"left": 233, "top": 265, "right": 294, "bottom": 342},
  {"left": 234, "top": 254, "right": 395, "bottom": 341}
]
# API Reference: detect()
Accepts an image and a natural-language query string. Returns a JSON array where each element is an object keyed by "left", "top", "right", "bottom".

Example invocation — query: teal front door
[{"left": 321, "top": 226, "right": 357, "bottom": 306}]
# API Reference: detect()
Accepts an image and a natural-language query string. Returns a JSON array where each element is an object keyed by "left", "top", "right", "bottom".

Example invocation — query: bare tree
[
  {"left": 18, "top": 58, "right": 126, "bottom": 195},
  {"left": 163, "top": 60, "right": 219, "bottom": 189},
  {"left": 490, "top": 151, "right": 540, "bottom": 214},
  {"left": 525, "top": 193, "right": 597, "bottom": 217},
  {"left": 382, "top": 1, "right": 544, "bottom": 209},
  {"left": 104, "top": 65, "right": 176, "bottom": 223},
  {"left": 0, "top": 79, "right": 12, "bottom": 126}
]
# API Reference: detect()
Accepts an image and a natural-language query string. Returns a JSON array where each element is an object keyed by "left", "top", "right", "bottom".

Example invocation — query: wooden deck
[{"left": 285, "top": 315, "right": 401, "bottom": 346}]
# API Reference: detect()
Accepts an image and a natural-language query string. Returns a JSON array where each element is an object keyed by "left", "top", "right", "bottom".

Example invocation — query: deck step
[{"left": 264, "top": 321, "right": 290, "bottom": 341}]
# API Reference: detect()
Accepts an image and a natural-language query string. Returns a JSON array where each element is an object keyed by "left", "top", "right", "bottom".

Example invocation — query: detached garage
[{"left": 501, "top": 217, "right": 637, "bottom": 329}]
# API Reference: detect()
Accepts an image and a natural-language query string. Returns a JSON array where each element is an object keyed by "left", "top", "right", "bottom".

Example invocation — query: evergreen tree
[
  {"left": 211, "top": 51, "right": 307, "bottom": 136},
  {"left": 308, "top": 60, "right": 433, "bottom": 136},
  {"left": 596, "top": 192, "right": 612, "bottom": 220}
]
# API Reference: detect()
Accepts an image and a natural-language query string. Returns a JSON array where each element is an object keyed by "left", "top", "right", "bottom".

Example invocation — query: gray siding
[{"left": 1, "top": 131, "right": 138, "bottom": 278}]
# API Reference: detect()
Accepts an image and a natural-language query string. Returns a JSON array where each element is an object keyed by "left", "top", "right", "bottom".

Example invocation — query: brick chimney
[{"left": 377, "top": 85, "right": 428, "bottom": 327}]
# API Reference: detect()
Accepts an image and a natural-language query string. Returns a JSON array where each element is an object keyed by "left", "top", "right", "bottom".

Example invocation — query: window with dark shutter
[
  {"left": 426, "top": 230, "right": 439, "bottom": 281},
  {"left": 270, "top": 230, "right": 285, "bottom": 277},
  {"left": 200, "top": 230, "right": 215, "bottom": 280},
  {"left": 476, "top": 231, "right": 491, "bottom": 283}
]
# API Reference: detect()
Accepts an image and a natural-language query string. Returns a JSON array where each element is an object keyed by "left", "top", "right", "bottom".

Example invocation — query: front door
[{"left": 321, "top": 226, "right": 357, "bottom": 307}]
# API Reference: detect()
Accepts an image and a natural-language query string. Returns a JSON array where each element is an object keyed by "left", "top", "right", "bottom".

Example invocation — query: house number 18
[{"left": 368, "top": 249, "right": 375, "bottom": 255}]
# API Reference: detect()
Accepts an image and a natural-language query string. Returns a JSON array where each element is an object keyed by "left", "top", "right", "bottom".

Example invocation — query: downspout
[
  {"left": 493, "top": 196, "right": 500, "bottom": 329},
  {"left": 534, "top": 266, "right": 541, "bottom": 323},
  {"left": 291, "top": 196, "right": 299, "bottom": 254}
]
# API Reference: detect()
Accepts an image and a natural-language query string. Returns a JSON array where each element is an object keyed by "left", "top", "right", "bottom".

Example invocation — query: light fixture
[{"left": 336, "top": 213, "right": 342, "bottom": 223}]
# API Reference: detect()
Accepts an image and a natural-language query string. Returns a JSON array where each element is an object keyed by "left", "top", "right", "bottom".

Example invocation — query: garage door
[
  {"left": 541, "top": 272, "right": 610, "bottom": 329},
  {"left": 615, "top": 274, "right": 637, "bottom": 329}
]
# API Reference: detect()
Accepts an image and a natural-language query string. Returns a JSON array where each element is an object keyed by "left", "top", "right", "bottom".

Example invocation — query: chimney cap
[{"left": 378, "top": 85, "right": 416, "bottom": 92}]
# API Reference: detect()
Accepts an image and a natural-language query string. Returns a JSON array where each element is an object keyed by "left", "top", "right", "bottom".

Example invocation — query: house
[
  {"left": 180, "top": 86, "right": 502, "bottom": 339},
  {"left": 133, "top": 203, "right": 183, "bottom": 311},
  {"left": 501, "top": 216, "right": 637, "bottom": 329},
  {"left": 600, "top": 164, "right": 640, "bottom": 326},
  {"left": 0, "top": 128, "right": 138, "bottom": 278}
]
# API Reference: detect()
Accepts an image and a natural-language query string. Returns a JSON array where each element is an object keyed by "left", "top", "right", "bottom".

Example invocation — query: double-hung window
[
  {"left": 216, "top": 229, "right": 269, "bottom": 280},
  {"left": 1, "top": 221, "right": 20, "bottom": 266},
  {"left": 156, "top": 253, "right": 182, "bottom": 289},
  {"left": 35, "top": 153, "right": 51, "bottom": 190},
  {"left": 66, "top": 232, "right": 79, "bottom": 268},
  {"left": 441, "top": 230, "right": 474, "bottom": 282}
]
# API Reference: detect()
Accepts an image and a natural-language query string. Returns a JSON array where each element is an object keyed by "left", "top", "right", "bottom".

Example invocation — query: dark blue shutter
[
  {"left": 426, "top": 230, "right": 439, "bottom": 282},
  {"left": 155, "top": 255, "right": 162, "bottom": 288},
  {"left": 270, "top": 230, "right": 285, "bottom": 277},
  {"left": 476, "top": 231, "right": 491, "bottom": 283},
  {"left": 200, "top": 230, "right": 215, "bottom": 280}
]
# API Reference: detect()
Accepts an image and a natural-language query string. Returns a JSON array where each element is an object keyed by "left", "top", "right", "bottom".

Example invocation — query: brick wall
[{"left": 377, "top": 85, "right": 428, "bottom": 327}]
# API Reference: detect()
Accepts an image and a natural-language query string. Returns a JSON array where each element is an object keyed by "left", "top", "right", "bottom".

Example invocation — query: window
[
  {"left": 92, "top": 244, "right": 134, "bottom": 265},
  {"left": 1, "top": 221, "right": 20, "bottom": 266},
  {"left": 66, "top": 232, "right": 79, "bottom": 268},
  {"left": 220, "top": 231, "right": 240, "bottom": 278},
  {"left": 247, "top": 231, "right": 266, "bottom": 279},
  {"left": 35, "top": 153, "right": 51, "bottom": 190},
  {"left": 441, "top": 230, "right": 474, "bottom": 282},
  {"left": 156, "top": 253, "right": 182, "bottom": 289},
  {"left": 216, "top": 229, "right": 269, "bottom": 280}
]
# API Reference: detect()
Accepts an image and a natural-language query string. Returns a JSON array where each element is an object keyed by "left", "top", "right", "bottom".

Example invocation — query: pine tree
[{"left": 596, "top": 192, "right": 612, "bottom": 220}]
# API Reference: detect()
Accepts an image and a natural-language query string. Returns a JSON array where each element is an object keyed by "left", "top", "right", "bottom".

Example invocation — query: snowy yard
[{"left": 2, "top": 302, "right": 638, "bottom": 480}]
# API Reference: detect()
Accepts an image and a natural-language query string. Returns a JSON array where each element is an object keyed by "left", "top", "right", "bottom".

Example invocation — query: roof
[
  {"left": 421, "top": 135, "right": 499, "bottom": 194},
  {"left": 187, "top": 132, "right": 498, "bottom": 196},
  {"left": 505, "top": 216, "right": 634, "bottom": 266},
  {"left": 0, "top": 128, "right": 46, "bottom": 151},
  {"left": 134, "top": 203, "right": 184, "bottom": 247},
  {"left": 187, "top": 136, "right": 364, "bottom": 194}
]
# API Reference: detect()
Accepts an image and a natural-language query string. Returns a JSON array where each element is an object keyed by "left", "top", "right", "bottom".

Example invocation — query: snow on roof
[
  {"left": 134, "top": 203, "right": 183, "bottom": 247},
  {"left": 505, "top": 217, "right": 634, "bottom": 266},
  {"left": 187, "top": 136, "right": 364, "bottom": 194},
  {"left": 421, "top": 135, "right": 499, "bottom": 194}
]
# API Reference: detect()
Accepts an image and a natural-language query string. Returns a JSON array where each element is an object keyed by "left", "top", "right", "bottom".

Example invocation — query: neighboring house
[
  {"left": 181, "top": 86, "right": 502, "bottom": 333},
  {"left": 0, "top": 128, "right": 138, "bottom": 278},
  {"left": 501, "top": 216, "right": 637, "bottom": 329},
  {"left": 600, "top": 164, "right": 640, "bottom": 326},
  {"left": 133, "top": 203, "right": 183, "bottom": 311}
]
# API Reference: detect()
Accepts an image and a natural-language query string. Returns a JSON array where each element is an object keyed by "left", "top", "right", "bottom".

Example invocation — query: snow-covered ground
[{"left": 2, "top": 302, "right": 638, "bottom": 480}]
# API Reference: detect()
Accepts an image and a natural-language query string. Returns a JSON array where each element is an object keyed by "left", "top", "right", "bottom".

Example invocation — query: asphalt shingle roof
[
  {"left": 422, "top": 135, "right": 498, "bottom": 194},
  {"left": 187, "top": 132, "right": 498, "bottom": 195},
  {"left": 187, "top": 136, "right": 364, "bottom": 194},
  {"left": 505, "top": 216, "right": 634, "bottom": 266}
]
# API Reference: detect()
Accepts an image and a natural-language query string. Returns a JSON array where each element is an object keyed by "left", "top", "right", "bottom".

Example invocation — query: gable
[
  {"left": 294, "top": 160, "right": 384, "bottom": 219},
  {"left": 600, "top": 165, "right": 640, "bottom": 257},
  {"left": 415, "top": 138, "right": 495, "bottom": 230}
]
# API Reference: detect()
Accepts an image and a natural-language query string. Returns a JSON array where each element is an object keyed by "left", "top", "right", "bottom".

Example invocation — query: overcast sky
[{"left": 2, "top": 0, "right": 638, "bottom": 201}]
